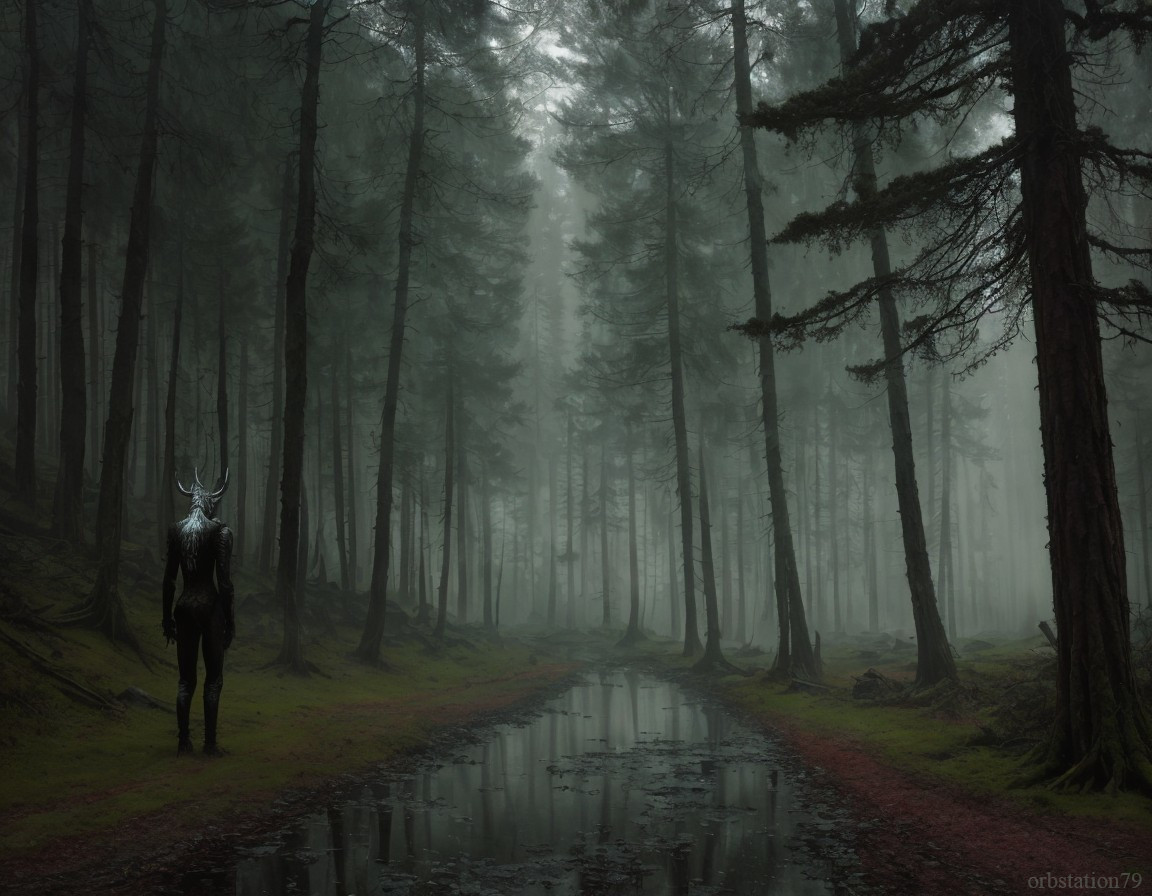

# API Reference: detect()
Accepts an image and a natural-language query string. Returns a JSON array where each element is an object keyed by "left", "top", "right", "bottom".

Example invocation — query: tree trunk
[
  {"left": 601, "top": 442, "right": 611, "bottom": 627},
  {"left": 358, "top": 7, "right": 426, "bottom": 662},
  {"left": 237, "top": 334, "right": 248, "bottom": 561},
  {"left": 260, "top": 158, "right": 293, "bottom": 574},
  {"left": 86, "top": 235, "right": 100, "bottom": 478},
  {"left": 664, "top": 133, "right": 701, "bottom": 657},
  {"left": 331, "top": 354, "right": 349, "bottom": 591},
  {"left": 938, "top": 376, "right": 955, "bottom": 641},
  {"left": 456, "top": 413, "right": 469, "bottom": 625},
  {"left": 833, "top": 0, "right": 955, "bottom": 687},
  {"left": 160, "top": 236, "right": 184, "bottom": 551},
  {"left": 398, "top": 475, "right": 412, "bottom": 606},
  {"left": 736, "top": 484, "right": 747, "bottom": 642},
  {"left": 311, "top": 380, "right": 324, "bottom": 579},
  {"left": 618, "top": 444, "right": 643, "bottom": 646},
  {"left": 14, "top": 0, "right": 40, "bottom": 500},
  {"left": 829, "top": 400, "right": 841, "bottom": 633},
  {"left": 346, "top": 349, "right": 358, "bottom": 590},
  {"left": 720, "top": 468, "right": 733, "bottom": 639},
  {"left": 274, "top": 0, "right": 327, "bottom": 674},
  {"left": 144, "top": 272, "right": 160, "bottom": 501},
  {"left": 1137, "top": 422, "right": 1151, "bottom": 611},
  {"left": 6, "top": 103, "right": 26, "bottom": 418},
  {"left": 52, "top": 0, "right": 90, "bottom": 541},
  {"left": 216, "top": 264, "right": 229, "bottom": 478},
  {"left": 417, "top": 476, "right": 429, "bottom": 624},
  {"left": 66, "top": 0, "right": 166, "bottom": 649},
  {"left": 565, "top": 410, "right": 575, "bottom": 629},
  {"left": 864, "top": 455, "right": 879, "bottom": 631},
  {"left": 1011, "top": 0, "right": 1152, "bottom": 791},
  {"left": 667, "top": 500, "right": 680, "bottom": 640},
  {"left": 732, "top": 0, "right": 814, "bottom": 676},
  {"left": 127, "top": 285, "right": 145, "bottom": 504},
  {"left": 482, "top": 469, "right": 494, "bottom": 629},
  {"left": 692, "top": 443, "right": 729, "bottom": 672},
  {"left": 580, "top": 446, "right": 589, "bottom": 624},
  {"left": 434, "top": 377, "right": 455, "bottom": 639},
  {"left": 547, "top": 452, "right": 558, "bottom": 626}
]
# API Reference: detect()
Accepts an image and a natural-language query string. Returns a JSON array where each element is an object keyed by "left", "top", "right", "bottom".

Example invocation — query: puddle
[{"left": 197, "top": 670, "right": 863, "bottom": 895}]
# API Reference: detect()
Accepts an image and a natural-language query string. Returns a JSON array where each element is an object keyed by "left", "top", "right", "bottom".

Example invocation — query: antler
[
  {"left": 210, "top": 468, "right": 230, "bottom": 499},
  {"left": 176, "top": 475, "right": 194, "bottom": 496},
  {"left": 194, "top": 467, "right": 205, "bottom": 490}
]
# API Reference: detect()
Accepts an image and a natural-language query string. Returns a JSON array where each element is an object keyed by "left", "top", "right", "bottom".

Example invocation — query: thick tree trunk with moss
[
  {"left": 15, "top": 0, "right": 40, "bottom": 501},
  {"left": 833, "top": 0, "right": 955, "bottom": 688},
  {"left": 52, "top": 0, "right": 90, "bottom": 542},
  {"left": 274, "top": 0, "right": 327, "bottom": 674},
  {"left": 732, "top": 0, "right": 815, "bottom": 678},
  {"left": 1011, "top": 0, "right": 1152, "bottom": 792},
  {"left": 358, "top": 5, "right": 426, "bottom": 662}
]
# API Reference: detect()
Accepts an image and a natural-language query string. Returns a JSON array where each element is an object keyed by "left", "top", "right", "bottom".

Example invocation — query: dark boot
[
  {"left": 203, "top": 677, "right": 223, "bottom": 756},
  {"left": 176, "top": 678, "right": 194, "bottom": 754}
]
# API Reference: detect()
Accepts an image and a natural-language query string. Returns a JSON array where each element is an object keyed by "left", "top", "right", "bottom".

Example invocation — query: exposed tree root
[
  {"left": 57, "top": 590, "right": 151, "bottom": 671},
  {"left": 0, "top": 625, "right": 122, "bottom": 712}
]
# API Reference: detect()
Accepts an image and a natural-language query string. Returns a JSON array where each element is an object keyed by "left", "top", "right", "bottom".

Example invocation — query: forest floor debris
[{"left": 625, "top": 630, "right": 1152, "bottom": 895}]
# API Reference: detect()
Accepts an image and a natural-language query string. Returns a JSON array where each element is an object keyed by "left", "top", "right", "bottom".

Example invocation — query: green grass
[
  {"left": 634, "top": 634, "right": 1152, "bottom": 832},
  {"left": 0, "top": 528, "right": 576, "bottom": 861}
]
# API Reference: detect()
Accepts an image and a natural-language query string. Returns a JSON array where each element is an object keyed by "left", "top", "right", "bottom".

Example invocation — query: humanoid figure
[{"left": 162, "top": 470, "right": 235, "bottom": 755}]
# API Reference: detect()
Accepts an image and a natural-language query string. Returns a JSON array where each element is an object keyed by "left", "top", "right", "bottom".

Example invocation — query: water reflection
[{"left": 224, "top": 670, "right": 842, "bottom": 895}]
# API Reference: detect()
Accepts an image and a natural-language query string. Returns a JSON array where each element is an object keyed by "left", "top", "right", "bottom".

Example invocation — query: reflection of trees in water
[{"left": 228, "top": 674, "right": 843, "bottom": 895}]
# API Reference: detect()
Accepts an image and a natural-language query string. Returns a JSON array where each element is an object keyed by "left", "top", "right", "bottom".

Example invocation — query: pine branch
[
  {"left": 771, "top": 137, "right": 1019, "bottom": 251},
  {"left": 739, "top": 0, "right": 1007, "bottom": 137}
]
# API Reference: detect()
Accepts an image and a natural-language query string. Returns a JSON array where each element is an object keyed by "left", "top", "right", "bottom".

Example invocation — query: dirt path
[
  {"left": 765, "top": 715, "right": 1151, "bottom": 896},
  {"left": 4, "top": 656, "right": 1150, "bottom": 895}
]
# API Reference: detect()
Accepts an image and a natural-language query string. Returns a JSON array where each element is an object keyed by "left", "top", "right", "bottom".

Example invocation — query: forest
[{"left": 1, "top": 0, "right": 1151, "bottom": 893}]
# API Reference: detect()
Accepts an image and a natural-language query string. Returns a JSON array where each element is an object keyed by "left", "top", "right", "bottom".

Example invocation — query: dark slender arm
[{"left": 162, "top": 526, "right": 179, "bottom": 640}]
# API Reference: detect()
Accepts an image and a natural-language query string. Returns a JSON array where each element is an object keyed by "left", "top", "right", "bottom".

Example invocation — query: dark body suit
[{"left": 162, "top": 514, "right": 235, "bottom": 750}]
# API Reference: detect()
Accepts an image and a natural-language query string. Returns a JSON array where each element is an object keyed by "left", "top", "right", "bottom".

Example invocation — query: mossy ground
[
  {"left": 0, "top": 522, "right": 576, "bottom": 866},
  {"left": 625, "top": 632, "right": 1152, "bottom": 833}
]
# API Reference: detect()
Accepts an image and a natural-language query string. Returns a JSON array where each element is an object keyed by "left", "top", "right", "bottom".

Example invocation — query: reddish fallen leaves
[{"left": 766, "top": 716, "right": 1152, "bottom": 896}]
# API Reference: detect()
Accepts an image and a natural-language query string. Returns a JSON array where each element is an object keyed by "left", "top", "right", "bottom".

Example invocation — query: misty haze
[{"left": 1, "top": 1, "right": 1150, "bottom": 894}]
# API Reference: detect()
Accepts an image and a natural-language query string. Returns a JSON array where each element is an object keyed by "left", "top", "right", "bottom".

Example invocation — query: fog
[{"left": 2, "top": 0, "right": 1151, "bottom": 663}]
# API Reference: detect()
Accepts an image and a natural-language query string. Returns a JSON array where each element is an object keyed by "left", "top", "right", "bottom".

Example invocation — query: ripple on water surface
[{"left": 210, "top": 670, "right": 861, "bottom": 896}]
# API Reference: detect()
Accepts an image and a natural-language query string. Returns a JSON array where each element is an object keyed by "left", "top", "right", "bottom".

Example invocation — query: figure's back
[{"left": 171, "top": 514, "right": 225, "bottom": 607}]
